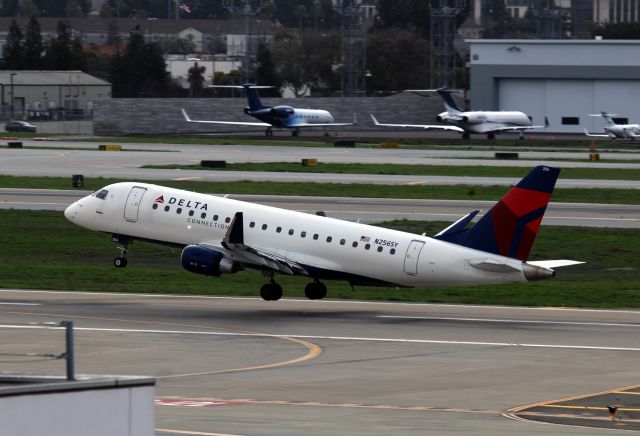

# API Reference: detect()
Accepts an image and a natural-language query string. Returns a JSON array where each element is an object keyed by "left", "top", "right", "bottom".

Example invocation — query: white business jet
[
  {"left": 584, "top": 111, "right": 640, "bottom": 140},
  {"left": 182, "top": 83, "right": 354, "bottom": 137},
  {"left": 64, "top": 166, "right": 581, "bottom": 301},
  {"left": 371, "top": 87, "right": 543, "bottom": 139}
]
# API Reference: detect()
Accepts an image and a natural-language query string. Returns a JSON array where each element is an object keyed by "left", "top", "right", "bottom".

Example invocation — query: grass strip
[
  {"left": 142, "top": 162, "right": 640, "bottom": 181},
  {"left": 0, "top": 211, "right": 637, "bottom": 308},
  {"left": 0, "top": 175, "right": 638, "bottom": 204}
]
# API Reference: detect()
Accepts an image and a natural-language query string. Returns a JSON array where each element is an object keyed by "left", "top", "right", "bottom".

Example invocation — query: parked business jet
[
  {"left": 371, "top": 87, "right": 542, "bottom": 139},
  {"left": 584, "top": 111, "right": 640, "bottom": 140},
  {"left": 181, "top": 83, "right": 354, "bottom": 137},
  {"left": 64, "top": 166, "right": 581, "bottom": 301}
]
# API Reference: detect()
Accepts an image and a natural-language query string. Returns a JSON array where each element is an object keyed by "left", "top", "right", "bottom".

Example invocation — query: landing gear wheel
[
  {"left": 265, "top": 128, "right": 273, "bottom": 137},
  {"left": 291, "top": 128, "right": 300, "bottom": 137},
  {"left": 487, "top": 132, "right": 496, "bottom": 140},
  {"left": 462, "top": 132, "right": 470, "bottom": 140},
  {"left": 305, "top": 281, "right": 327, "bottom": 300},
  {"left": 260, "top": 283, "right": 283, "bottom": 301},
  {"left": 114, "top": 257, "right": 128, "bottom": 268}
]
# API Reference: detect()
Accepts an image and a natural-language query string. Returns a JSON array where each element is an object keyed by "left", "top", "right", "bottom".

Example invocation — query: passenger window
[
  {"left": 301, "top": 231, "right": 306, "bottom": 238},
  {"left": 352, "top": 241, "right": 358, "bottom": 248},
  {"left": 340, "top": 239, "right": 346, "bottom": 245},
  {"left": 326, "top": 236, "right": 332, "bottom": 243},
  {"left": 313, "top": 234, "right": 319, "bottom": 240},
  {"left": 250, "top": 222, "right": 256, "bottom": 228},
  {"left": 377, "top": 246, "right": 383, "bottom": 253},
  {"left": 213, "top": 215, "right": 218, "bottom": 221},
  {"left": 225, "top": 217, "right": 231, "bottom": 223},
  {"left": 262, "top": 224, "right": 268, "bottom": 230},
  {"left": 164, "top": 206, "right": 170, "bottom": 212},
  {"left": 176, "top": 208, "right": 182, "bottom": 214},
  {"left": 96, "top": 189, "right": 108, "bottom": 200},
  {"left": 201, "top": 212, "right": 206, "bottom": 219},
  {"left": 390, "top": 248, "right": 396, "bottom": 255},
  {"left": 288, "top": 229, "right": 294, "bottom": 235},
  {"left": 276, "top": 226, "right": 282, "bottom": 233},
  {"left": 365, "top": 244, "right": 370, "bottom": 250},
  {"left": 189, "top": 210, "right": 194, "bottom": 216},
  {"left": 152, "top": 203, "right": 158, "bottom": 210}
]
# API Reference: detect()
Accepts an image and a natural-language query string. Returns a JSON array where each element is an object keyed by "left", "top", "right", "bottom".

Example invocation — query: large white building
[{"left": 467, "top": 38, "right": 640, "bottom": 133}]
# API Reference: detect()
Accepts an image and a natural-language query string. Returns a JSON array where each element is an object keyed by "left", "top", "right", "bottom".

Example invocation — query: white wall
[{"left": 0, "top": 384, "right": 155, "bottom": 436}]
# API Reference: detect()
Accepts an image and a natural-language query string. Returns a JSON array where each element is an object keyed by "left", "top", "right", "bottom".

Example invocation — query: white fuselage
[
  {"left": 439, "top": 110, "right": 533, "bottom": 133},
  {"left": 605, "top": 124, "right": 640, "bottom": 138},
  {"left": 65, "top": 183, "right": 532, "bottom": 288}
]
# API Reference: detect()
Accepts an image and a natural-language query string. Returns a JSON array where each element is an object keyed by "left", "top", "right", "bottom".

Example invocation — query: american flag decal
[
  {"left": 360, "top": 236, "right": 370, "bottom": 242},
  {"left": 154, "top": 195, "right": 164, "bottom": 203}
]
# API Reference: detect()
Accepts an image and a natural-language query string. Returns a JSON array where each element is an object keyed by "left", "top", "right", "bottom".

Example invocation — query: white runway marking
[
  {"left": 2, "top": 288, "right": 640, "bottom": 315},
  {"left": 0, "top": 302, "right": 41, "bottom": 306},
  {"left": 379, "top": 315, "right": 640, "bottom": 328},
  {"left": 0, "top": 324, "right": 639, "bottom": 352}
]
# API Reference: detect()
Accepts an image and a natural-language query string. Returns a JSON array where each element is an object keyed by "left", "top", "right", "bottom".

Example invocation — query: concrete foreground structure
[{"left": 0, "top": 374, "right": 155, "bottom": 436}]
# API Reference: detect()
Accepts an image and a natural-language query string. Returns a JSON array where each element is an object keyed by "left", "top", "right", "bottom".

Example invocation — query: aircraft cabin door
[
  {"left": 404, "top": 240, "right": 425, "bottom": 275},
  {"left": 124, "top": 187, "right": 147, "bottom": 223}
]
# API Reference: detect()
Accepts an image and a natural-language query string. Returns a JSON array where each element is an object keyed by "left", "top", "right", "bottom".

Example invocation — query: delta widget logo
[{"left": 154, "top": 195, "right": 165, "bottom": 204}]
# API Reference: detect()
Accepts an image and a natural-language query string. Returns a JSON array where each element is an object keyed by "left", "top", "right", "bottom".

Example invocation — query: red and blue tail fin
[{"left": 447, "top": 166, "right": 560, "bottom": 261}]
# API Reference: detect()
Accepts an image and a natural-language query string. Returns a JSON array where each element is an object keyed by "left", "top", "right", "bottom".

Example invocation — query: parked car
[{"left": 5, "top": 120, "right": 37, "bottom": 133}]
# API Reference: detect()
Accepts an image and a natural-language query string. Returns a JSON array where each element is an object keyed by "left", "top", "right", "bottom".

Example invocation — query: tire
[
  {"left": 260, "top": 283, "right": 283, "bottom": 301},
  {"left": 305, "top": 282, "right": 327, "bottom": 300},
  {"left": 114, "top": 257, "right": 128, "bottom": 268}
]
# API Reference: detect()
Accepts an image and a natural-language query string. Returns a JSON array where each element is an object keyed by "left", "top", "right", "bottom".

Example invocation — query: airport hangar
[{"left": 467, "top": 39, "right": 640, "bottom": 134}]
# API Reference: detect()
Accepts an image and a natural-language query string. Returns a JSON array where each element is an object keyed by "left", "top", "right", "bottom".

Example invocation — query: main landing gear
[
  {"left": 112, "top": 235, "right": 129, "bottom": 268},
  {"left": 265, "top": 127, "right": 273, "bottom": 137},
  {"left": 305, "top": 280, "right": 327, "bottom": 300},
  {"left": 259, "top": 272, "right": 328, "bottom": 301}
]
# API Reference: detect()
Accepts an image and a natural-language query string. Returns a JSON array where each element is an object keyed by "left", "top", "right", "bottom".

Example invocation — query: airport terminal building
[{"left": 467, "top": 39, "right": 640, "bottom": 133}]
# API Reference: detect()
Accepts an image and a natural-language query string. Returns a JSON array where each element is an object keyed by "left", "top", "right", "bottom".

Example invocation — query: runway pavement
[
  {"left": 2, "top": 188, "right": 638, "bottom": 228},
  {"left": 0, "top": 289, "right": 638, "bottom": 435}
]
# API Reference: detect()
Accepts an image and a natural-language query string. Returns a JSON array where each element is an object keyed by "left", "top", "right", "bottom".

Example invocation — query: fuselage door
[
  {"left": 404, "top": 240, "right": 425, "bottom": 275},
  {"left": 124, "top": 187, "right": 147, "bottom": 223}
]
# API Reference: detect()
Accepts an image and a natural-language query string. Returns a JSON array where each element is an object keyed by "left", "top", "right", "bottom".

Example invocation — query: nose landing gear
[{"left": 112, "top": 235, "right": 130, "bottom": 268}]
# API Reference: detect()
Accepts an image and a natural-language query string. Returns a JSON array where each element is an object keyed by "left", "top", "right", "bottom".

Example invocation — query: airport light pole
[{"left": 10, "top": 72, "right": 16, "bottom": 120}]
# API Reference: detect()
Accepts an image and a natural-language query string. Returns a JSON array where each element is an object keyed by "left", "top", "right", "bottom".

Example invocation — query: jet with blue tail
[
  {"left": 182, "top": 84, "right": 355, "bottom": 137},
  {"left": 371, "top": 87, "right": 544, "bottom": 139}
]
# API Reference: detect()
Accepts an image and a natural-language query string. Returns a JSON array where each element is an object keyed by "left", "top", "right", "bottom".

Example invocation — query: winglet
[
  {"left": 223, "top": 212, "right": 244, "bottom": 246},
  {"left": 181, "top": 108, "right": 192, "bottom": 122}
]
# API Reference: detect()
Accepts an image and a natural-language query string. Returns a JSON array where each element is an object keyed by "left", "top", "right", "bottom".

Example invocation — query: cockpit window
[{"left": 95, "top": 189, "right": 109, "bottom": 200}]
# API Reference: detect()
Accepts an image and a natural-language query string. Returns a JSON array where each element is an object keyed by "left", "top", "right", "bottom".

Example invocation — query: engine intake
[{"left": 181, "top": 245, "right": 239, "bottom": 276}]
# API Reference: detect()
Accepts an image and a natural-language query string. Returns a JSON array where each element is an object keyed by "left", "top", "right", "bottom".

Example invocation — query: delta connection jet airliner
[
  {"left": 64, "top": 166, "right": 582, "bottom": 301},
  {"left": 372, "top": 87, "right": 543, "bottom": 139},
  {"left": 181, "top": 83, "right": 355, "bottom": 137}
]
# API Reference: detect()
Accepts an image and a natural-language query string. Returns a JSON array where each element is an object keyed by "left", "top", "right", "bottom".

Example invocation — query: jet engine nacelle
[
  {"left": 181, "top": 245, "right": 239, "bottom": 276},
  {"left": 271, "top": 106, "right": 295, "bottom": 119}
]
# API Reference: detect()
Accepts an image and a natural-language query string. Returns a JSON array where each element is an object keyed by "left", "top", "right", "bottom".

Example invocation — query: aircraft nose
[{"left": 64, "top": 202, "right": 78, "bottom": 222}]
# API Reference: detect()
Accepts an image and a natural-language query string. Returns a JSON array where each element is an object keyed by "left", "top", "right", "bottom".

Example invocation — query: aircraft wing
[
  {"left": 290, "top": 122, "right": 355, "bottom": 127},
  {"left": 370, "top": 114, "right": 465, "bottom": 132},
  {"left": 490, "top": 125, "right": 546, "bottom": 132},
  {"left": 201, "top": 211, "right": 309, "bottom": 276},
  {"left": 583, "top": 128, "right": 611, "bottom": 138},
  {"left": 181, "top": 108, "right": 271, "bottom": 127}
]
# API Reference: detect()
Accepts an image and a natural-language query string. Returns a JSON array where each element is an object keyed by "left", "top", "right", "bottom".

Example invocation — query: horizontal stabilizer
[{"left": 527, "top": 260, "right": 585, "bottom": 269}]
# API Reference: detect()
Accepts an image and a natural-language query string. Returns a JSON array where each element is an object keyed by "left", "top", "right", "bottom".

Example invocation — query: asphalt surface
[
  {"left": 0, "top": 289, "right": 639, "bottom": 435},
  {"left": 2, "top": 188, "right": 638, "bottom": 228},
  {"left": 0, "top": 141, "right": 639, "bottom": 189}
]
